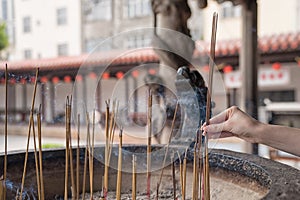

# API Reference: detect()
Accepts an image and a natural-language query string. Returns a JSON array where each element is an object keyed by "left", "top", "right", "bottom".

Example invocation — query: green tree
[{"left": 0, "top": 22, "right": 9, "bottom": 51}]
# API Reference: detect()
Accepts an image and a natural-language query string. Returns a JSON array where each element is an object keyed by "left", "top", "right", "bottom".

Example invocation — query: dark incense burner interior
[{"left": 1, "top": 146, "right": 300, "bottom": 199}]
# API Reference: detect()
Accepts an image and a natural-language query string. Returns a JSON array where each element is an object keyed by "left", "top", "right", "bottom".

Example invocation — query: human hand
[{"left": 201, "top": 106, "right": 261, "bottom": 143}]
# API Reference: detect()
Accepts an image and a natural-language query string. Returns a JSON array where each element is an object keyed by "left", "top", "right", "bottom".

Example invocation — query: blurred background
[{"left": 0, "top": 0, "right": 299, "bottom": 169}]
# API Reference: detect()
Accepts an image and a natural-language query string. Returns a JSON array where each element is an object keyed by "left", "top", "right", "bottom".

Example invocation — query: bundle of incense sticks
[
  {"left": 19, "top": 68, "right": 39, "bottom": 200},
  {"left": 103, "top": 99, "right": 119, "bottom": 198}
]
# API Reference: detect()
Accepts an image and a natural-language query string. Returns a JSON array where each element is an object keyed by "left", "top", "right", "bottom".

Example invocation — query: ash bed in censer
[{"left": 1, "top": 146, "right": 300, "bottom": 200}]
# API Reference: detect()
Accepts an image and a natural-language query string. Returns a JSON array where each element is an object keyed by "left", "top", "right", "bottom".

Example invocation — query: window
[
  {"left": 57, "top": 7, "right": 67, "bottom": 25},
  {"left": 221, "top": 2, "right": 241, "bottom": 18},
  {"left": 2, "top": 0, "right": 7, "bottom": 20},
  {"left": 126, "top": 34, "right": 151, "bottom": 49},
  {"left": 124, "top": 0, "right": 151, "bottom": 18},
  {"left": 85, "top": 38, "right": 111, "bottom": 52},
  {"left": 57, "top": 43, "right": 68, "bottom": 56},
  {"left": 23, "top": 16, "right": 31, "bottom": 33},
  {"left": 24, "top": 49, "right": 32, "bottom": 59},
  {"left": 85, "top": 0, "right": 112, "bottom": 21}
]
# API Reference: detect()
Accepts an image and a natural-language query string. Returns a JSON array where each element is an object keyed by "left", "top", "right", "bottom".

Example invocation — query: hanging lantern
[
  {"left": 40, "top": 76, "right": 48, "bottom": 83},
  {"left": 20, "top": 78, "right": 27, "bottom": 84},
  {"left": 9, "top": 78, "right": 16, "bottom": 84},
  {"left": 52, "top": 76, "right": 60, "bottom": 84},
  {"left": 272, "top": 62, "right": 281, "bottom": 70},
  {"left": 131, "top": 70, "right": 139, "bottom": 78},
  {"left": 64, "top": 75, "right": 72, "bottom": 83},
  {"left": 148, "top": 68, "right": 156, "bottom": 75},
  {"left": 116, "top": 71, "right": 124, "bottom": 79},
  {"left": 89, "top": 72, "right": 97, "bottom": 79},
  {"left": 203, "top": 65, "right": 209, "bottom": 72},
  {"left": 223, "top": 65, "right": 233, "bottom": 73},
  {"left": 75, "top": 74, "right": 83, "bottom": 82},
  {"left": 30, "top": 76, "right": 36, "bottom": 83},
  {"left": 102, "top": 72, "right": 110, "bottom": 79}
]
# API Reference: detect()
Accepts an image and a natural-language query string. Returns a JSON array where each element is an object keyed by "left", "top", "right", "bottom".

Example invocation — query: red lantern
[
  {"left": 52, "top": 76, "right": 60, "bottom": 84},
  {"left": 116, "top": 72, "right": 124, "bottom": 79},
  {"left": 203, "top": 65, "right": 209, "bottom": 72},
  {"left": 131, "top": 70, "right": 139, "bottom": 78},
  {"left": 64, "top": 75, "right": 72, "bottom": 83},
  {"left": 272, "top": 62, "right": 281, "bottom": 70},
  {"left": 148, "top": 69, "right": 156, "bottom": 75},
  {"left": 20, "top": 78, "right": 27, "bottom": 84},
  {"left": 102, "top": 72, "right": 110, "bottom": 79},
  {"left": 89, "top": 72, "right": 97, "bottom": 79},
  {"left": 9, "top": 78, "right": 16, "bottom": 84},
  {"left": 223, "top": 65, "right": 233, "bottom": 73},
  {"left": 30, "top": 76, "right": 36, "bottom": 83},
  {"left": 75, "top": 75, "right": 83, "bottom": 82},
  {"left": 40, "top": 76, "right": 48, "bottom": 83}
]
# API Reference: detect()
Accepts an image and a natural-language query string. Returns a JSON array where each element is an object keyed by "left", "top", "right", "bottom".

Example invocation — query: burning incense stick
[
  {"left": 19, "top": 68, "right": 39, "bottom": 200},
  {"left": 3, "top": 64, "right": 8, "bottom": 200},
  {"left": 132, "top": 154, "right": 137, "bottom": 200},
  {"left": 104, "top": 100, "right": 110, "bottom": 197},
  {"left": 116, "top": 128, "right": 123, "bottom": 200},
  {"left": 204, "top": 12, "right": 218, "bottom": 200},
  {"left": 147, "top": 89, "right": 152, "bottom": 198},
  {"left": 156, "top": 102, "right": 179, "bottom": 194},
  {"left": 37, "top": 105, "right": 45, "bottom": 200},
  {"left": 76, "top": 114, "right": 80, "bottom": 200}
]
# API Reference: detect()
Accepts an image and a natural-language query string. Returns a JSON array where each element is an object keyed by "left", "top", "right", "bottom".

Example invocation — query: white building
[{"left": 11, "top": 0, "right": 81, "bottom": 61}]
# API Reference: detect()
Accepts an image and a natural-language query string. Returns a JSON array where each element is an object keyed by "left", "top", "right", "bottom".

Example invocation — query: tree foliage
[{"left": 0, "top": 22, "right": 9, "bottom": 51}]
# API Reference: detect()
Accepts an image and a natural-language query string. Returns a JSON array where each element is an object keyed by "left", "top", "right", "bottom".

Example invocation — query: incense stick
[
  {"left": 182, "top": 149, "right": 187, "bottom": 200},
  {"left": 116, "top": 128, "right": 123, "bottom": 200},
  {"left": 89, "top": 110, "right": 96, "bottom": 199},
  {"left": 19, "top": 68, "right": 39, "bottom": 200},
  {"left": 171, "top": 155, "right": 176, "bottom": 200},
  {"left": 37, "top": 105, "right": 45, "bottom": 200},
  {"left": 81, "top": 112, "right": 89, "bottom": 200},
  {"left": 204, "top": 12, "right": 218, "bottom": 200},
  {"left": 192, "top": 139, "right": 198, "bottom": 200},
  {"left": 104, "top": 100, "right": 110, "bottom": 197},
  {"left": 76, "top": 114, "right": 80, "bottom": 200},
  {"left": 64, "top": 97, "right": 70, "bottom": 200},
  {"left": 3, "top": 63, "right": 8, "bottom": 200},
  {"left": 147, "top": 89, "right": 152, "bottom": 198},
  {"left": 67, "top": 97, "right": 76, "bottom": 200},
  {"left": 176, "top": 151, "right": 183, "bottom": 199},
  {"left": 132, "top": 154, "right": 136, "bottom": 200},
  {"left": 31, "top": 107, "right": 41, "bottom": 200},
  {"left": 156, "top": 102, "right": 179, "bottom": 194}
]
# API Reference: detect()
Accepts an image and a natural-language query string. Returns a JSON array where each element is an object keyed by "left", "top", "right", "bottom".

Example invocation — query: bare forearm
[{"left": 255, "top": 123, "right": 300, "bottom": 156}]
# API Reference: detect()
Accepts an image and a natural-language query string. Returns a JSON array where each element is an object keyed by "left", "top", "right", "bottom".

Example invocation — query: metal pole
[{"left": 240, "top": 0, "right": 259, "bottom": 155}]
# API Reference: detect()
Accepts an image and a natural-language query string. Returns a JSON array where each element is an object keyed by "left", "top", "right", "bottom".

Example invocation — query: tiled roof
[{"left": 1, "top": 32, "right": 299, "bottom": 72}]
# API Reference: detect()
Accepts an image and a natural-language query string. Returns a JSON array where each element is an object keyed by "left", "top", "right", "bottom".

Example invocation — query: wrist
[{"left": 252, "top": 121, "right": 266, "bottom": 144}]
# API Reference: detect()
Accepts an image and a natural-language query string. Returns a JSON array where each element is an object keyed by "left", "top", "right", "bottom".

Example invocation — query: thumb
[{"left": 203, "top": 122, "right": 227, "bottom": 134}]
